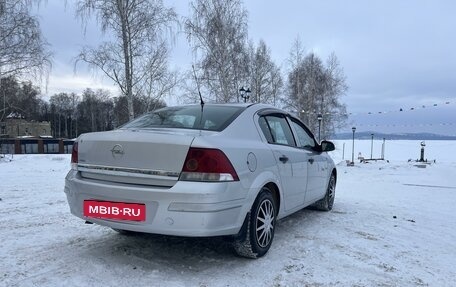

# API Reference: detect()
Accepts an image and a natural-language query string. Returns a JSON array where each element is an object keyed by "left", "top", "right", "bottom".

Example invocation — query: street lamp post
[
  {"left": 317, "top": 114, "right": 322, "bottom": 142},
  {"left": 351, "top": 126, "right": 356, "bottom": 165},
  {"left": 370, "top": 133, "right": 374, "bottom": 160},
  {"left": 239, "top": 87, "right": 251, "bottom": 103}
]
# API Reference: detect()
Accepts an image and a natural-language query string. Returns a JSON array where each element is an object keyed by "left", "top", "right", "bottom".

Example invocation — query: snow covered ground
[{"left": 1, "top": 140, "right": 455, "bottom": 287}]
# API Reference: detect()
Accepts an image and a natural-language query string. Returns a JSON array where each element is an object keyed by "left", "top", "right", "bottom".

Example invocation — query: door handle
[
  {"left": 308, "top": 158, "right": 314, "bottom": 164},
  {"left": 279, "top": 155, "right": 289, "bottom": 163}
]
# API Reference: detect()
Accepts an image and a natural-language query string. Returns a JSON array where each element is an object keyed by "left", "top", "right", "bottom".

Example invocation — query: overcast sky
[{"left": 34, "top": 0, "right": 456, "bottom": 135}]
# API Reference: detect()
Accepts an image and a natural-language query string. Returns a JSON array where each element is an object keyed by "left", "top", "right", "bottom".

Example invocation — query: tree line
[
  {"left": 1, "top": 0, "right": 348, "bottom": 139},
  {"left": 0, "top": 76, "right": 165, "bottom": 138}
]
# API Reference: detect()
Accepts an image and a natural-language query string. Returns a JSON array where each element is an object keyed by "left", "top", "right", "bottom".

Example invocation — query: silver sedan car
[{"left": 64, "top": 103, "right": 337, "bottom": 258}]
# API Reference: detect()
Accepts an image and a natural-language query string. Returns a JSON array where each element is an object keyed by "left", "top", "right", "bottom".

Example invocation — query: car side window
[
  {"left": 289, "top": 118, "right": 316, "bottom": 149},
  {"left": 258, "top": 117, "right": 274, "bottom": 143},
  {"left": 259, "top": 115, "right": 296, "bottom": 146}
]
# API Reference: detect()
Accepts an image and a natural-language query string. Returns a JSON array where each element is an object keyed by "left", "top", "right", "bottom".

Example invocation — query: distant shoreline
[{"left": 333, "top": 132, "right": 456, "bottom": 141}]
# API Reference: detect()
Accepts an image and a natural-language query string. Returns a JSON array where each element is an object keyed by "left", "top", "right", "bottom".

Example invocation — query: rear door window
[{"left": 259, "top": 115, "right": 296, "bottom": 146}]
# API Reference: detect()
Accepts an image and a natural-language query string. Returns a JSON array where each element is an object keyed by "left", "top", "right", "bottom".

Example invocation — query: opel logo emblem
[{"left": 111, "top": 144, "right": 124, "bottom": 158}]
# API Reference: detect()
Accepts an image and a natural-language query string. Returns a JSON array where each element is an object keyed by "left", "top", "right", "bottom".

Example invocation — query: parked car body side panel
[
  {"left": 189, "top": 134, "right": 285, "bottom": 217},
  {"left": 249, "top": 106, "right": 336, "bottom": 211},
  {"left": 305, "top": 154, "right": 331, "bottom": 204},
  {"left": 188, "top": 105, "right": 290, "bottom": 220}
]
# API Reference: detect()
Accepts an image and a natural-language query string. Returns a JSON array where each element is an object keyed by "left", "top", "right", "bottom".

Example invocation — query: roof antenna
[
  {"left": 192, "top": 64, "right": 204, "bottom": 108},
  {"left": 192, "top": 64, "right": 205, "bottom": 129}
]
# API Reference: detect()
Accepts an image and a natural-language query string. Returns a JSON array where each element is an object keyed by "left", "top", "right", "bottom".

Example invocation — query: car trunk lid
[{"left": 77, "top": 129, "right": 198, "bottom": 187}]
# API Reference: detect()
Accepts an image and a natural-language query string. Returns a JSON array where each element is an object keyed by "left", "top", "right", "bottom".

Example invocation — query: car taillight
[
  {"left": 71, "top": 142, "right": 78, "bottom": 170},
  {"left": 179, "top": 147, "right": 239, "bottom": 182}
]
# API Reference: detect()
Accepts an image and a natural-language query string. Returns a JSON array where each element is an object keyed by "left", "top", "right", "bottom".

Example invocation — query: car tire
[
  {"left": 314, "top": 173, "right": 336, "bottom": 211},
  {"left": 233, "top": 187, "right": 276, "bottom": 259}
]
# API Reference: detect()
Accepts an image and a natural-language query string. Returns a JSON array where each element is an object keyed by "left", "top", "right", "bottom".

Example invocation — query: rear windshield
[{"left": 121, "top": 105, "right": 245, "bottom": 132}]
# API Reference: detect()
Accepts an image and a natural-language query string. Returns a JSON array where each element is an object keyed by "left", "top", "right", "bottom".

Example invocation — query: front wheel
[
  {"left": 233, "top": 187, "right": 277, "bottom": 258},
  {"left": 314, "top": 173, "right": 336, "bottom": 211}
]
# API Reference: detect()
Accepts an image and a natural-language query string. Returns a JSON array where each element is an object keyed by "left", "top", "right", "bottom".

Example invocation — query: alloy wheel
[{"left": 255, "top": 199, "right": 275, "bottom": 248}]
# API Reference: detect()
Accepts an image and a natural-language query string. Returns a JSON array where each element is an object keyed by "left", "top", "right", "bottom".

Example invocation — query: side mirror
[{"left": 320, "top": 140, "right": 335, "bottom": 152}]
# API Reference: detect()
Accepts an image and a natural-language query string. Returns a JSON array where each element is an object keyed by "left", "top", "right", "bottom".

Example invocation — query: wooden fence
[{"left": 0, "top": 138, "right": 75, "bottom": 154}]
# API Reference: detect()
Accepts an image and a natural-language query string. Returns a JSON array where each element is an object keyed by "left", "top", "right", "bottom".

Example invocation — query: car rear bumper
[{"left": 64, "top": 170, "right": 251, "bottom": 237}]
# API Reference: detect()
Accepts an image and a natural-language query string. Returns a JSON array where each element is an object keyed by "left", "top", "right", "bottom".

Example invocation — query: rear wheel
[
  {"left": 314, "top": 173, "right": 336, "bottom": 211},
  {"left": 233, "top": 187, "right": 277, "bottom": 258}
]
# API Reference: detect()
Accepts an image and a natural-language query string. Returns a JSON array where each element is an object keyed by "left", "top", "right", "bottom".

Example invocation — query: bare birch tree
[
  {"left": 0, "top": 0, "right": 51, "bottom": 79},
  {"left": 285, "top": 37, "right": 305, "bottom": 112},
  {"left": 320, "top": 53, "right": 348, "bottom": 138},
  {"left": 285, "top": 38, "right": 347, "bottom": 138},
  {"left": 248, "top": 40, "right": 283, "bottom": 105},
  {"left": 269, "top": 64, "right": 283, "bottom": 107},
  {"left": 137, "top": 42, "right": 179, "bottom": 111},
  {"left": 75, "top": 0, "right": 178, "bottom": 120},
  {"left": 184, "top": 0, "right": 249, "bottom": 103}
]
